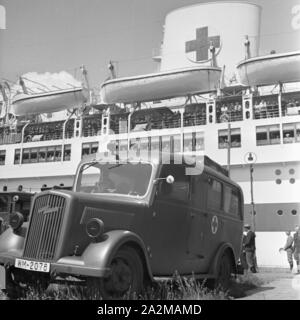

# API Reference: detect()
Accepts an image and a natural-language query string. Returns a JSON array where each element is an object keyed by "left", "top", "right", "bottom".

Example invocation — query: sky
[{"left": 0, "top": 0, "right": 300, "bottom": 89}]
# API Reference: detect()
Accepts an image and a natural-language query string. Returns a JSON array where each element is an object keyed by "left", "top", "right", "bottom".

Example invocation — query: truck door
[
  {"left": 147, "top": 164, "right": 191, "bottom": 275},
  {"left": 187, "top": 174, "right": 210, "bottom": 272}
]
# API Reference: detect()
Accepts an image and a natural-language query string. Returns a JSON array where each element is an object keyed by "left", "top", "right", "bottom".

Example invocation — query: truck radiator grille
[{"left": 23, "top": 194, "right": 66, "bottom": 261}]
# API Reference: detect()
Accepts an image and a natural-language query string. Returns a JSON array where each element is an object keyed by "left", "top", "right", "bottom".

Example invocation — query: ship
[{"left": 0, "top": 1, "right": 300, "bottom": 267}]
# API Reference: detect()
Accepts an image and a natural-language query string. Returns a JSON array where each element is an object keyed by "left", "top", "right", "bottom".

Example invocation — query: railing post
[
  {"left": 20, "top": 122, "right": 30, "bottom": 165},
  {"left": 278, "top": 82, "right": 283, "bottom": 117},
  {"left": 62, "top": 111, "right": 75, "bottom": 163}
]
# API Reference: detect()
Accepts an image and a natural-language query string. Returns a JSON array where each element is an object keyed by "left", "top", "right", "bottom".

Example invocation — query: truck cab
[{"left": 0, "top": 152, "right": 243, "bottom": 298}]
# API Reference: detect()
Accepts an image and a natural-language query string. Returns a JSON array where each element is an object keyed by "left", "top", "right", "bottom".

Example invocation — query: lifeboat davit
[
  {"left": 11, "top": 87, "right": 87, "bottom": 116},
  {"left": 100, "top": 66, "right": 221, "bottom": 104},
  {"left": 236, "top": 51, "right": 300, "bottom": 86}
]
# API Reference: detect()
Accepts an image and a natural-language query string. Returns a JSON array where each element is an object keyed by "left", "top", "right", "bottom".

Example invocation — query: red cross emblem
[
  {"left": 185, "top": 26, "right": 221, "bottom": 62},
  {"left": 211, "top": 215, "right": 218, "bottom": 234}
]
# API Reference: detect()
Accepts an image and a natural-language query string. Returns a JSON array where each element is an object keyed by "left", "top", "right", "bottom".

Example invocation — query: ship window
[
  {"left": 30, "top": 148, "right": 38, "bottom": 163},
  {"left": 0, "top": 150, "right": 5, "bottom": 165},
  {"left": 140, "top": 137, "right": 150, "bottom": 158},
  {"left": 161, "top": 136, "right": 171, "bottom": 164},
  {"left": 16, "top": 145, "right": 65, "bottom": 164},
  {"left": 195, "top": 132, "right": 205, "bottom": 151},
  {"left": 207, "top": 178, "right": 222, "bottom": 211},
  {"left": 63, "top": 144, "right": 71, "bottom": 161},
  {"left": 81, "top": 142, "right": 99, "bottom": 159},
  {"left": 283, "top": 122, "right": 300, "bottom": 144},
  {"left": 173, "top": 134, "right": 181, "bottom": 153},
  {"left": 117, "top": 139, "right": 128, "bottom": 159},
  {"left": 256, "top": 124, "right": 280, "bottom": 146},
  {"left": 46, "top": 147, "right": 55, "bottom": 162},
  {"left": 55, "top": 146, "right": 62, "bottom": 161},
  {"left": 218, "top": 128, "right": 241, "bottom": 149},
  {"left": 14, "top": 149, "right": 20, "bottom": 164},
  {"left": 296, "top": 123, "right": 300, "bottom": 142},
  {"left": 184, "top": 133, "right": 193, "bottom": 152},
  {"left": 38, "top": 148, "right": 46, "bottom": 162},
  {"left": 22, "top": 149, "right": 30, "bottom": 164}
]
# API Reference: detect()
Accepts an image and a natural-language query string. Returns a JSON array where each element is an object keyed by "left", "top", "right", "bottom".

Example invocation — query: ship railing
[
  {"left": 82, "top": 115, "right": 102, "bottom": 137},
  {"left": 0, "top": 125, "right": 24, "bottom": 145},
  {"left": 183, "top": 114, "right": 206, "bottom": 127},
  {"left": 253, "top": 104, "right": 279, "bottom": 119},
  {"left": 216, "top": 111, "right": 243, "bottom": 123}
]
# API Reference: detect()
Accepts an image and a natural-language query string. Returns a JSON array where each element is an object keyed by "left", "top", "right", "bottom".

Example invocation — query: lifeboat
[
  {"left": 100, "top": 66, "right": 221, "bottom": 104},
  {"left": 11, "top": 87, "right": 87, "bottom": 116},
  {"left": 236, "top": 51, "right": 300, "bottom": 87}
]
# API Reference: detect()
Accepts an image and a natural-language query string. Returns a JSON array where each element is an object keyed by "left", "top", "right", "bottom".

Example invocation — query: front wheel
[{"left": 88, "top": 246, "right": 144, "bottom": 299}]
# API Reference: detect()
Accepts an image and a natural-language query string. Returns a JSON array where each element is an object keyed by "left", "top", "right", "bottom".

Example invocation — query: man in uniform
[
  {"left": 293, "top": 226, "right": 300, "bottom": 274},
  {"left": 243, "top": 224, "right": 257, "bottom": 273},
  {"left": 279, "top": 231, "right": 294, "bottom": 272}
]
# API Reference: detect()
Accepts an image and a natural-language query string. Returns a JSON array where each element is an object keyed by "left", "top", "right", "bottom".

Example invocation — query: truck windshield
[{"left": 76, "top": 162, "right": 152, "bottom": 197}]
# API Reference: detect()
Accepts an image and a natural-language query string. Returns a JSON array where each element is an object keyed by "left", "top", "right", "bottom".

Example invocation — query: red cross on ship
[{"left": 185, "top": 26, "right": 221, "bottom": 62}]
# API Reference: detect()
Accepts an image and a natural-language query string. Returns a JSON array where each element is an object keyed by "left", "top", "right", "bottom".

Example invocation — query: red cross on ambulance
[{"left": 211, "top": 215, "right": 219, "bottom": 234}]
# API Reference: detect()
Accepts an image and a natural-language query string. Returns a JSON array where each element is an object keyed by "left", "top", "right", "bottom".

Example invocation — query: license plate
[{"left": 15, "top": 258, "right": 50, "bottom": 273}]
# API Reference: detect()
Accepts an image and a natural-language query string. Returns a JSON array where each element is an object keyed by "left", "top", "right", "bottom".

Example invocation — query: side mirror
[{"left": 166, "top": 175, "right": 174, "bottom": 184}]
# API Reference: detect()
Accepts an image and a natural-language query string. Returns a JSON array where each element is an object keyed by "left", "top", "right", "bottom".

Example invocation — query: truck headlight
[
  {"left": 9, "top": 212, "right": 24, "bottom": 230},
  {"left": 86, "top": 218, "right": 104, "bottom": 239}
]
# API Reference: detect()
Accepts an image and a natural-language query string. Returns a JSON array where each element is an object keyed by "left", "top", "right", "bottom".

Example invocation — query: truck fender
[
  {"left": 0, "top": 223, "right": 28, "bottom": 254},
  {"left": 81, "top": 230, "right": 154, "bottom": 282},
  {"left": 209, "top": 242, "right": 237, "bottom": 277}
]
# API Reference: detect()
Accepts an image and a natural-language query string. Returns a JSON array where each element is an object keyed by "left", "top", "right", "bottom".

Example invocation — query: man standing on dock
[
  {"left": 293, "top": 226, "right": 300, "bottom": 274},
  {"left": 279, "top": 231, "right": 294, "bottom": 272},
  {"left": 243, "top": 224, "right": 257, "bottom": 273}
]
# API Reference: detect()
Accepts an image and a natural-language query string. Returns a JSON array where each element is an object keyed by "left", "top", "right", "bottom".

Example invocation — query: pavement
[{"left": 238, "top": 271, "right": 300, "bottom": 300}]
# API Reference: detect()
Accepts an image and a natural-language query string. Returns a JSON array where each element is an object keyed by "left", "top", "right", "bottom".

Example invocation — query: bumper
[{"left": 0, "top": 253, "right": 110, "bottom": 279}]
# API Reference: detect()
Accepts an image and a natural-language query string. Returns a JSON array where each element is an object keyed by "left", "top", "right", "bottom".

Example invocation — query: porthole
[
  {"left": 291, "top": 210, "right": 297, "bottom": 215},
  {"left": 290, "top": 178, "right": 295, "bottom": 184},
  {"left": 289, "top": 169, "right": 295, "bottom": 175},
  {"left": 275, "top": 169, "right": 281, "bottom": 175},
  {"left": 277, "top": 210, "right": 283, "bottom": 216},
  {"left": 276, "top": 179, "right": 282, "bottom": 184}
]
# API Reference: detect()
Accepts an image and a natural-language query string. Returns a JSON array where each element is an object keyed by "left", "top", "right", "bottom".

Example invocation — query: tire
[
  {"left": 215, "top": 253, "right": 232, "bottom": 291},
  {"left": 89, "top": 246, "right": 144, "bottom": 299},
  {"left": 2, "top": 271, "right": 25, "bottom": 300}
]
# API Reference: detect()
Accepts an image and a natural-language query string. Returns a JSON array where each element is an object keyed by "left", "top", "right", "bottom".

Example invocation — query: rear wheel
[
  {"left": 215, "top": 253, "right": 232, "bottom": 291},
  {"left": 88, "top": 246, "right": 144, "bottom": 299}
]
